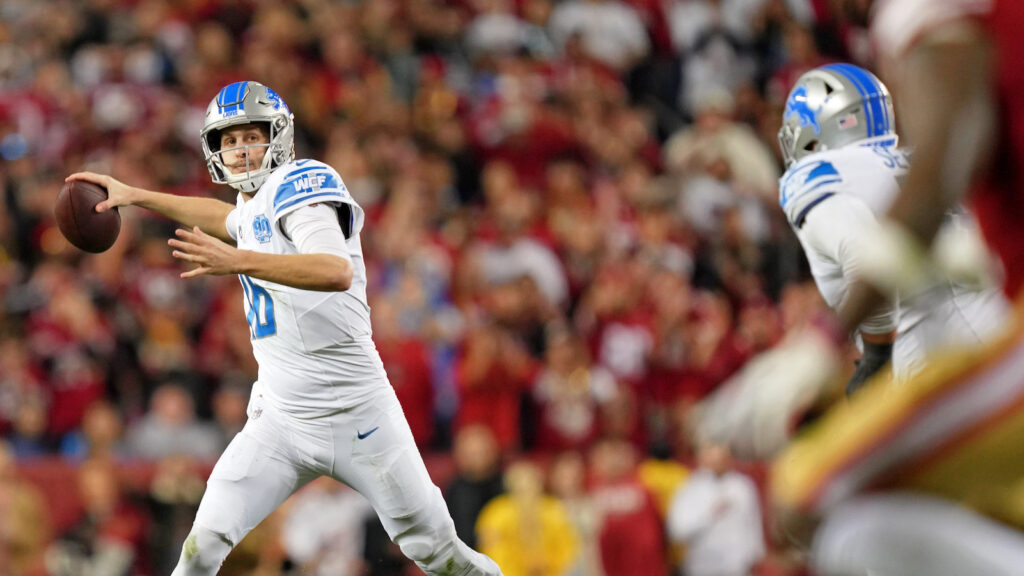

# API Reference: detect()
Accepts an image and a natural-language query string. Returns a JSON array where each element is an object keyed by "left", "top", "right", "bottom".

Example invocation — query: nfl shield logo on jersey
[{"left": 253, "top": 214, "right": 273, "bottom": 243}]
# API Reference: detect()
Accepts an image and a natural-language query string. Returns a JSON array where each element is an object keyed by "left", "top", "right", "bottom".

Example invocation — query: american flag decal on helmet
[{"left": 837, "top": 114, "right": 858, "bottom": 130}]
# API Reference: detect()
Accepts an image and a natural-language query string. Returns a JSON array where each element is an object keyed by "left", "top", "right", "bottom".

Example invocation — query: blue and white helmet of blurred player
[
  {"left": 200, "top": 81, "right": 295, "bottom": 193},
  {"left": 778, "top": 64, "right": 896, "bottom": 167}
]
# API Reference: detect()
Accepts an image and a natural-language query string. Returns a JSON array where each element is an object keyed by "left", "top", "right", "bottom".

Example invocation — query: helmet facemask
[
  {"left": 778, "top": 122, "right": 814, "bottom": 168},
  {"left": 216, "top": 138, "right": 273, "bottom": 190}
]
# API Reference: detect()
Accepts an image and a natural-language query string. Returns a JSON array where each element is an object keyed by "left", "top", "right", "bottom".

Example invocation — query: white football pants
[
  {"left": 813, "top": 493, "right": 1024, "bottom": 576},
  {"left": 170, "top": 383, "right": 502, "bottom": 576},
  {"left": 894, "top": 284, "right": 1009, "bottom": 380}
]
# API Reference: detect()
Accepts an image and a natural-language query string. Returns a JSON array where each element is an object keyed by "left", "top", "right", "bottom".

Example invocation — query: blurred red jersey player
[{"left": 872, "top": 0, "right": 1024, "bottom": 299}]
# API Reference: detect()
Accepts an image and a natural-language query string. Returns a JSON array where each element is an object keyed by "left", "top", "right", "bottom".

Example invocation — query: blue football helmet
[
  {"left": 200, "top": 81, "right": 295, "bottom": 193},
  {"left": 778, "top": 64, "right": 896, "bottom": 167}
]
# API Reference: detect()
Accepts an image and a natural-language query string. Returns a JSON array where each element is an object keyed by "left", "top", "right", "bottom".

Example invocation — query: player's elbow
[{"left": 326, "top": 257, "right": 353, "bottom": 291}]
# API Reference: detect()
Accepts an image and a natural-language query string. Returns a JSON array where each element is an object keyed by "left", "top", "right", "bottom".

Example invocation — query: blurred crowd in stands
[{"left": 0, "top": 0, "right": 873, "bottom": 574}]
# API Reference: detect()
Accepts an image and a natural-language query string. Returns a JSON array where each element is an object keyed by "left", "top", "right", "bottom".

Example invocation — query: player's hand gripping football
[
  {"left": 64, "top": 171, "right": 138, "bottom": 213},
  {"left": 169, "top": 226, "right": 241, "bottom": 278}
]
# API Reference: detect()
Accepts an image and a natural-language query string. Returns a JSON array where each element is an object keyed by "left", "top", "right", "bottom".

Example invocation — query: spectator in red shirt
[
  {"left": 589, "top": 438, "right": 668, "bottom": 576},
  {"left": 44, "top": 459, "right": 150, "bottom": 576},
  {"left": 575, "top": 259, "right": 655, "bottom": 389},
  {"left": 455, "top": 319, "right": 537, "bottom": 452},
  {"left": 22, "top": 264, "right": 113, "bottom": 440},
  {"left": 467, "top": 60, "right": 580, "bottom": 188},
  {"left": 371, "top": 295, "right": 436, "bottom": 448},
  {"left": 533, "top": 325, "right": 618, "bottom": 453}
]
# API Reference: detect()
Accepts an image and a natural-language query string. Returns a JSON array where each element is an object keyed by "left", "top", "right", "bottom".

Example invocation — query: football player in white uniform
[
  {"left": 67, "top": 81, "right": 503, "bottom": 576},
  {"left": 702, "top": 64, "right": 1007, "bottom": 456},
  {"left": 777, "top": 63, "right": 1007, "bottom": 392},
  {"left": 703, "top": 60, "right": 1024, "bottom": 576}
]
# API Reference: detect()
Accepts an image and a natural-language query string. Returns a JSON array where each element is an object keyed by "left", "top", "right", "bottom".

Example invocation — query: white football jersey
[
  {"left": 779, "top": 137, "right": 1008, "bottom": 377},
  {"left": 227, "top": 159, "right": 387, "bottom": 414}
]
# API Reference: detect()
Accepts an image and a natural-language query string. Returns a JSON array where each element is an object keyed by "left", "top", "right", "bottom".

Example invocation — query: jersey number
[
  {"left": 240, "top": 275, "right": 276, "bottom": 338},
  {"left": 872, "top": 146, "right": 910, "bottom": 170}
]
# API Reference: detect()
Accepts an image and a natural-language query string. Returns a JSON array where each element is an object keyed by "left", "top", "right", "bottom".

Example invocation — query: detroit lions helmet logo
[
  {"left": 785, "top": 86, "right": 822, "bottom": 135},
  {"left": 253, "top": 214, "right": 273, "bottom": 243},
  {"left": 264, "top": 87, "right": 287, "bottom": 112}
]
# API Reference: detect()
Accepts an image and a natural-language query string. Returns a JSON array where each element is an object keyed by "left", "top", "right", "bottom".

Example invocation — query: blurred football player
[
  {"left": 67, "top": 82, "right": 503, "bottom": 576},
  {"left": 702, "top": 63, "right": 1008, "bottom": 457},
  {"left": 777, "top": 63, "right": 1007, "bottom": 393},
  {"left": 771, "top": 1, "right": 1024, "bottom": 574}
]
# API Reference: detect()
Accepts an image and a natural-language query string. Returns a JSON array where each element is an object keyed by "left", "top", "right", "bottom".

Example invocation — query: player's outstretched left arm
[
  {"left": 169, "top": 226, "right": 353, "bottom": 291},
  {"left": 66, "top": 172, "right": 237, "bottom": 243}
]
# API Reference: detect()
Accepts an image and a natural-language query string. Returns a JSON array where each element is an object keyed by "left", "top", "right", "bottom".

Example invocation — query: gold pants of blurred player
[{"left": 773, "top": 295, "right": 1024, "bottom": 530}]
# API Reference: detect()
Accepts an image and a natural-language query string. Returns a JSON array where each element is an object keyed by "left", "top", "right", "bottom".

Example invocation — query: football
[{"left": 55, "top": 180, "right": 121, "bottom": 253}]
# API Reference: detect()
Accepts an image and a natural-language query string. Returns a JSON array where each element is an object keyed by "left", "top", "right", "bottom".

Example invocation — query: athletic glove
[{"left": 845, "top": 341, "right": 893, "bottom": 396}]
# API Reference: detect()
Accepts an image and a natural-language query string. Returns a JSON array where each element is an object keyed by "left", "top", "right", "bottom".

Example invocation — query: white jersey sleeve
[
  {"left": 872, "top": 0, "right": 993, "bottom": 62},
  {"left": 271, "top": 161, "right": 362, "bottom": 234},
  {"left": 799, "top": 194, "right": 898, "bottom": 335},
  {"left": 280, "top": 204, "right": 352, "bottom": 262},
  {"left": 779, "top": 158, "right": 844, "bottom": 228},
  {"left": 225, "top": 207, "right": 241, "bottom": 241}
]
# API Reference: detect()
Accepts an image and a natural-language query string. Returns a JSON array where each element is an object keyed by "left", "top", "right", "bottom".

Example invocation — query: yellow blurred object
[
  {"left": 637, "top": 458, "right": 690, "bottom": 517},
  {"left": 476, "top": 492, "right": 579, "bottom": 576},
  {"left": 773, "top": 304, "right": 1024, "bottom": 529},
  {"left": 0, "top": 444, "right": 52, "bottom": 576}
]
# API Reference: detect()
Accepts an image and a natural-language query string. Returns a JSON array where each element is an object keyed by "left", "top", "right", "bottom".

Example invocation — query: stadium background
[{"left": 0, "top": 0, "right": 871, "bottom": 574}]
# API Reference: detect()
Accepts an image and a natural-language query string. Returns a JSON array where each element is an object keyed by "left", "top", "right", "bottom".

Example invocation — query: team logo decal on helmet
[{"left": 785, "top": 86, "right": 823, "bottom": 135}]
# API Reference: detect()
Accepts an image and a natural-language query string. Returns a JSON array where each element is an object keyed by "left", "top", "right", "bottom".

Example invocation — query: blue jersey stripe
[
  {"left": 794, "top": 193, "right": 836, "bottom": 228},
  {"left": 275, "top": 171, "right": 343, "bottom": 209},
  {"left": 782, "top": 176, "right": 842, "bottom": 209},
  {"left": 780, "top": 161, "right": 839, "bottom": 204},
  {"left": 858, "top": 136, "right": 898, "bottom": 148},
  {"left": 238, "top": 275, "right": 256, "bottom": 338},
  {"left": 275, "top": 191, "right": 347, "bottom": 217},
  {"left": 807, "top": 160, "right": 839, "bottom": 182},
  {"left": 281, "top": 165, "right": 329, "bottom": 183},
  {"left": 803, "top": 177, "right": 842, "bottom": 195},
  {"left": 784, "top": 159, "right": 836, "bottom": 183}
]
